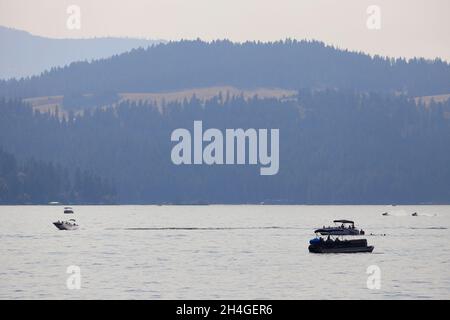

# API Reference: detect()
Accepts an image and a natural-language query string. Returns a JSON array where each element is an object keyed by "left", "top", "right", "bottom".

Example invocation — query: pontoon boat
[{"left": 308, "top": 220, "right": 374, "bottom": 253}]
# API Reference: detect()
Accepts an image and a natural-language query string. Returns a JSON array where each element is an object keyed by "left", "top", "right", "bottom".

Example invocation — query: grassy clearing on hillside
[
  {"left": 414, "top": 93, "right": 450, "bottom": 106},
  {"left": 118, "top": 86, "right": 296, "bottom": 106},
  {"left": 23, "top": 86, "right": 297, "bottom": 116}
]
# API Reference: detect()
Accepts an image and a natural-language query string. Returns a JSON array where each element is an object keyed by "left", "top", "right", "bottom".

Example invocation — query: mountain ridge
[{"left": 0, "top": 25, "right": 162, "bottom": 80}]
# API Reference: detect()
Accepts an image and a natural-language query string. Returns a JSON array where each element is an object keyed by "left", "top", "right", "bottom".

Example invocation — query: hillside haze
[
  {"left": 1, "top": 37, "right": 450, "bottom": 204},
  {"left": 0, "top": 26, "right": 162, "bottom": 80}
]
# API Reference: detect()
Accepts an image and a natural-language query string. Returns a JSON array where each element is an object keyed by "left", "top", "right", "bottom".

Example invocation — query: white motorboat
[{"left": 53, "top": 219, "right": 79, "bottom": 230}]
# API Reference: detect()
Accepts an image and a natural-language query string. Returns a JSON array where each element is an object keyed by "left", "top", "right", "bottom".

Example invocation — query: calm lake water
[{"left": 0, "top": 205, "right": 449, "bottom": 299}]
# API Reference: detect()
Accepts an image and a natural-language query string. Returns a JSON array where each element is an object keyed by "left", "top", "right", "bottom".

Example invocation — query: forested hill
[
  {"left": 1, "top": 39, "right": 450, "bottom": 98},
  {"left": 1, "top": 93, "right": 450, "bottom": 204}
]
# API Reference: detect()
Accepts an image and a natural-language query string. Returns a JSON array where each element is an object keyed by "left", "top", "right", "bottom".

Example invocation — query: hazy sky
[{"left": 1, "top": 0, "right": 449, "bottom": 60}]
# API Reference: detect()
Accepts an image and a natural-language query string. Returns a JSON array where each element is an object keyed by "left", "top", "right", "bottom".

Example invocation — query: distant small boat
[
  {"left": 48, "top": 201, "right": 61, "bottom": 205},
  {"left": 64, "top": 207, "right": 74, "bottom": 214},
  {"left": 412, "top": 212, "right": 418, "bottom": 216},
  {"left": 382, "top": 212, "right": 389, "bottom": 216},
  {"left": 53, "top": 219, "right": 79, "bottom": 230}
]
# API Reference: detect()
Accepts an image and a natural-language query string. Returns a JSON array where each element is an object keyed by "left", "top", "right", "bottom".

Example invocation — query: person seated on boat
[
  {"left": 335, "top": 237, "right": 340, "bottom": 243},
  {"left": 341, "top": 223, "right": 345, "bottom": 228},
  {"left": 326, "top": 235, "right": 333, "bottom": 243}
]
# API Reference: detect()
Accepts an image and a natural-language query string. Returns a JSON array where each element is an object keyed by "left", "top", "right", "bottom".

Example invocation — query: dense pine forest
[
  {"left": 1, "top": 90, "right": 449, "bottom": 204},
  {"left": 0, "top": 146, "right": 116, "bottom": 204},
  {"left": 1, "top": 40, "right": 450, "bottom": 98}
]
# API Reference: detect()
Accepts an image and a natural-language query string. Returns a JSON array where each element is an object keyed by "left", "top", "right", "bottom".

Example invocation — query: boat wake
[
  {"left": 118, "top": 226, "right": 305, "bottom": 231},
  {"left": 410, "top": 227, "right": 447, "bottom": 230}
]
